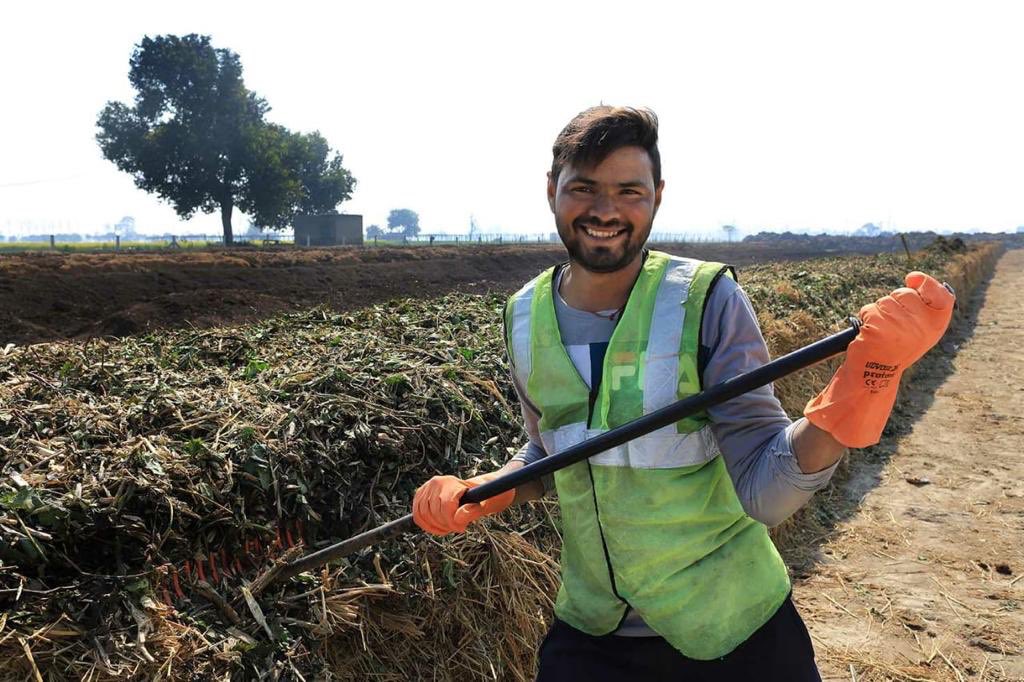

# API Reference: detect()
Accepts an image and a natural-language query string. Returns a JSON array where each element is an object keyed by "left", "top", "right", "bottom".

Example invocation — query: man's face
[{"left": 548, "top": 145, "right": 663, "bottom": 274}]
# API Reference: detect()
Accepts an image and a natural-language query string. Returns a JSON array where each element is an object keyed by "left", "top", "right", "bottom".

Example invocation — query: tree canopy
[
  {"left": 96, "top": 34, "right": 355, "bottom": 244},
  {"left": 387, "top": 209, "right": 420, "bottom": 237}
]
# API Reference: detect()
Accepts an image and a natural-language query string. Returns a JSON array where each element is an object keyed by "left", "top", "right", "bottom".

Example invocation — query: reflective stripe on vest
[
  {"left": 506, "top": 252, "right": 719, "bottom": 467},
  {"left": 538, "top": 421, "right": 719, "bottom": 468}
]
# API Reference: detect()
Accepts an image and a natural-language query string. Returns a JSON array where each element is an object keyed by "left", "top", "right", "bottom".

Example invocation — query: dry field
[
  {"left": 0, "top": 239, "right": 918, "bottom": 347},
  {"left": 0, "top": 239, "right": 1016, "bottom": 680}
]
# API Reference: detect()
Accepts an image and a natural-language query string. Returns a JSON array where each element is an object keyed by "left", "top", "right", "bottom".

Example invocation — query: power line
[{"left": 0, "top": 174, "right": 87, "bottom": 189}]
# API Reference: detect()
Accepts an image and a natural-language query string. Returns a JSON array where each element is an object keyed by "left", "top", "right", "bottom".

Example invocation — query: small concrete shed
[{"left": 293, "top": 214, "right": 364, "bottom": 246}]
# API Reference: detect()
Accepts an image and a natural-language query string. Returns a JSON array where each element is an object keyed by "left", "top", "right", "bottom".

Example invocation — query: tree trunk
[{"left": 221, "top": 200, "right": 234, "bottom": 246}]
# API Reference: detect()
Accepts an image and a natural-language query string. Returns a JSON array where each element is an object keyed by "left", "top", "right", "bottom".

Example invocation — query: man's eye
[
  {"left": 570, "top": 186, "right": 593, "bottom": 193},
  {"left": 621, "top": 189, "right": 640, "bottom": 195}
]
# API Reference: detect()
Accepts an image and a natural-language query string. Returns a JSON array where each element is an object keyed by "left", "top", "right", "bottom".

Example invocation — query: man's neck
[{"left": 558, "top": 254, "right": 645, "bottom": 313}]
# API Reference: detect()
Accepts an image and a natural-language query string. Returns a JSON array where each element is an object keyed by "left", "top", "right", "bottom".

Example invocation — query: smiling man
[{"left": 412, "top": 106, "right": 955, "bottom": 680}]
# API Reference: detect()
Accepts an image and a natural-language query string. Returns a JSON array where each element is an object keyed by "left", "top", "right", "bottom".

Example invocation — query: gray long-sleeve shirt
[{"left": 508, "top": 264, "right": 841, "bottom": 636}]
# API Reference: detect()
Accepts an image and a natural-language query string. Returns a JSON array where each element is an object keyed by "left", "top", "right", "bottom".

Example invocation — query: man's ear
[
  {"left": 653, "top": 179, "right": 665, "bottom": 216},
  {"left": 547, "top": 171, "right": 557, "bottom": 213}
]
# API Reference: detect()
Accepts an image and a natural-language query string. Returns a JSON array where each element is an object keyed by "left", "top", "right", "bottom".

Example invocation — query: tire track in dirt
[{"left": 795, "top": 249, "right": 1024, "bottom": 681}]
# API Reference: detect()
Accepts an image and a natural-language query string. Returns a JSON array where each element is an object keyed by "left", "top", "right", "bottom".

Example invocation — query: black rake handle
[{"left": 277, "top": 319, "right": 860, "bottom": 582}]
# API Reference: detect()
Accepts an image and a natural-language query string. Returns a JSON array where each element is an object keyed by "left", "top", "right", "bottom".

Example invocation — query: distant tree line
[{"left": 366, "top": 209, "right": 421, "bottom": 240}]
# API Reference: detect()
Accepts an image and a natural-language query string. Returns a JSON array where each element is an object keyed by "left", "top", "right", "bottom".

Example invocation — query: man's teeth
[{"left": 584, "top": 227, "right": 623, "bottom": 239}]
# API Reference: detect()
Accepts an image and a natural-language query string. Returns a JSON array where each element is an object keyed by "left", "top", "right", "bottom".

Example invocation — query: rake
[{"left": 273, "top": 318, "right": 862, "bottom": 584}]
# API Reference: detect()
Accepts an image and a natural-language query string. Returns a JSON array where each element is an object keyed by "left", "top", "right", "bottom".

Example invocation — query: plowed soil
[
  {"left": 793, "top": 249, "right": 1024, "bottom": 681},
  {"left": 0, "top": 241, "right": 885, "bottom": 346},
  {"left": 0, "top": 246, "right": 569, "bottom": 345}
]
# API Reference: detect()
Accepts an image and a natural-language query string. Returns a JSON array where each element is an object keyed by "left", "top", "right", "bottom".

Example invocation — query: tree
[
  {"left": 114, "top": 216, "right": 136, "bottom": 237},
  {"left": 96, "top": 34, "right": 355, "bottom": 245},
  {"left": 242, "top": 124, "right": 356, "bottom": 230},
  {"left": 366, "top": 224, "right": 384, "bottom": 239},
  {"left": 289, "top": 131, "right": 356, "bottom": 215},
  {"left": 721, "top": 224, "right": 738, "bottom": 242},
  {"left": 387, "top": 208, "right": 420, "bottom": 237}
]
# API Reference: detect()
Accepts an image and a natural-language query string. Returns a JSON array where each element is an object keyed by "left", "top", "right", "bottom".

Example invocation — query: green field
[{"left": 0, "top": 238, "right": 295, "bottom": 253}]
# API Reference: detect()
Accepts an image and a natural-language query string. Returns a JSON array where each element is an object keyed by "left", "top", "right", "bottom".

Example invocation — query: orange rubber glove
[
  {"left": 412, "top": 472, "right": 516, "bottom": 535},
  {"left": 804, "top": 272, "right": 955, "bottom": 448}
]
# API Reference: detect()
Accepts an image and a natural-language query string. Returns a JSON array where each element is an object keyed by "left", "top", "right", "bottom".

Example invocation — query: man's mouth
[{"left": 580, "top": 225, "right": 627, "bottom": 240}]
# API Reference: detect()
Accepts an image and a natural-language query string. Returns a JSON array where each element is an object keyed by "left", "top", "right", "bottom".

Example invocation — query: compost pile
[
  {"left": 0, "top": 294, "right": 561, "bottom": 680},
  {"left": 0, "top": 243, "right": 986, "bottom": 680}
]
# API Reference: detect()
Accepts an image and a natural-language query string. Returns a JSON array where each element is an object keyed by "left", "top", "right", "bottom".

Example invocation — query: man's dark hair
[{"left": 551, "top": 106, "right": 661, "bottom": 185}]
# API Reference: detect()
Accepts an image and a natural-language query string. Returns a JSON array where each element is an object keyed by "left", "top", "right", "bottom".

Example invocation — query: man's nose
[{"left": 588, "top": 192, "right": 620, "bottom": 223}]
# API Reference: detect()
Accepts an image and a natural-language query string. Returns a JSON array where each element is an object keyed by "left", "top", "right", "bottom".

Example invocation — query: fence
[
  {"left": 0, "top": 230, "right": 754, "bottom": 253},
  {"left": 376, "top": 231, "right": 741, "bottom": 245},
  {"left": 0, "top": 233, "right": 298, "bottom": 252}
]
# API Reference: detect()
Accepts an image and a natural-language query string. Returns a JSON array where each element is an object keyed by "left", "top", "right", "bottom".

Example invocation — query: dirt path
[{"left": 794, "top": 249, "right": 1024, "bottom": 681}]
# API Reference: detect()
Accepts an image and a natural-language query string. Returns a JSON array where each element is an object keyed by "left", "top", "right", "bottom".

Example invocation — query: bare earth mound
[
  {"left": 0, "top": 240, "right": 920, "bottom": 347},
  {"left": 794, "top": 249, "right": 1024, "bottom": 681},
  {"left": 0, "top": 246, "right": 568, "bottom": 345}
]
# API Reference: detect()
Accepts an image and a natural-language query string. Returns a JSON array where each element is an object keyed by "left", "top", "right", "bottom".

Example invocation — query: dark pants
[{"left": 536, "top": 596, "right": 821, "bottom": 681}]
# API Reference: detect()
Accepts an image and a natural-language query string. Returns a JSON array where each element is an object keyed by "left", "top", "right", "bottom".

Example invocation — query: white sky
[{"left": 1, "top": 0, "right": 1022, "bottom": 237}]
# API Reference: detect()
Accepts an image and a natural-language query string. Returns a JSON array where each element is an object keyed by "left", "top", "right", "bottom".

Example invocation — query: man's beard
[{"left": 561, "top": 216, "right": 648, "bottom": 273}]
